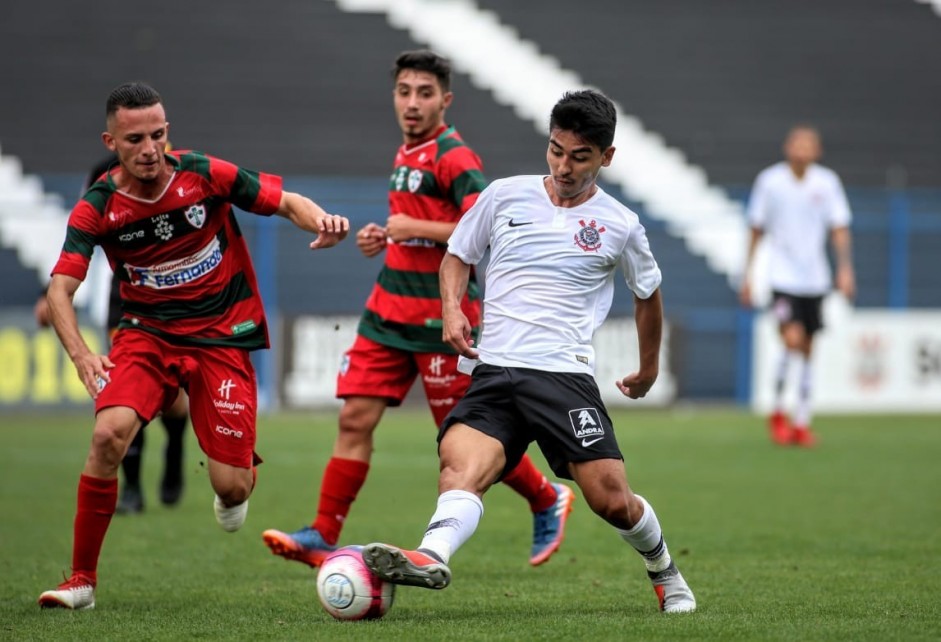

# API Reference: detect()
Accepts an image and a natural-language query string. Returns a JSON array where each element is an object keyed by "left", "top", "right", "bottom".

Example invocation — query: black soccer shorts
[
  {"left": 440, "top": 363, "right": 623, "bottom": 480},
  {"left": 771, "top": 290, "right": 825, "bottom": 335}
]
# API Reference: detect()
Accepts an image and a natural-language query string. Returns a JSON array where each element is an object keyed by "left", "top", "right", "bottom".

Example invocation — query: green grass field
[{"left": 2, "top": 407, "right": 939, "bottom": 641}]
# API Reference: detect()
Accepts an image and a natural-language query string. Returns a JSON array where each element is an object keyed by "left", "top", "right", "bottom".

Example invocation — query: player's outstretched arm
[
  {"left": 46, "top": 274, "right": 114, "bottom": 399},
  {"left": 385, "top": 213, "right": 458, "bottom": 245},
  {"left": 616, "top": 289, "right": 662, "bottom": 399},
  {"left": 277, "top": 191, "right": 350, "bottom": 250}
]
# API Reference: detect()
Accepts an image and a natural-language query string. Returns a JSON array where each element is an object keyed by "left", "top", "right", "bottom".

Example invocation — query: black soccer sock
[
  {"left": 122, "top": 429, "right": 145, "bottom": 489},
  {"left": 161, "top": 413, "right": 187, "bottom": 481}
]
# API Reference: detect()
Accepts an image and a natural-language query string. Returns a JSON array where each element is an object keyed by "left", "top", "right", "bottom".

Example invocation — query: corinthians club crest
[
  {"left": 574, "top": 218, "right": 606, "bottom": 252},
  {"left": 184, "top": 203, "right": 207, "bottom": 229}
]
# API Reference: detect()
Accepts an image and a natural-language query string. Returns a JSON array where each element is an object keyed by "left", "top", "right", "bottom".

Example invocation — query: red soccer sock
[
  {"left": 71, "top": 474, "right": 118, "bottom": 584},
  {"left": 311, "top": 457, "right": 370, "bottom": 545},
  {"left": 501, "top": 454, "right": 557, "bottom": 513}
]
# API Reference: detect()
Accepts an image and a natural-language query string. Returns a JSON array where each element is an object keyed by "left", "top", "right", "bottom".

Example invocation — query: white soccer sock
[
  {"left": 793, "top": 356, "right": 813, "bottom": 429},
  {"left": 616, "top": 495, "right": 672, "bottom": 573},
  {"left": 773, "top": 351, "right": 793, "bottom": 413},
  {"left": 418, "top": 490, "right": 484, "bottom": 564}
]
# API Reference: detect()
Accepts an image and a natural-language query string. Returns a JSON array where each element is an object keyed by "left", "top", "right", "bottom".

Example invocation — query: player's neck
[
  {"left": 543, "top": 176, "right": 598, "bottom": 208},
  {"left": 113, "top": 165, "right": 174, "bottom": 201},
  {"left": 788, "top": 162, "right": 810, "bottom": 180}
]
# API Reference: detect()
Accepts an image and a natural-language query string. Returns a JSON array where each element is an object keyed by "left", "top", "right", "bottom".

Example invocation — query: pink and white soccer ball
[{"left": 316, "top": 545, "right": 395, "bottom": 620}]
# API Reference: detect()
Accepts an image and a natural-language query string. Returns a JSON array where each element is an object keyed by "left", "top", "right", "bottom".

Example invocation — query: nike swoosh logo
[
  {"left": 508, "top": 219, "right": 533, "bottom": 227},
  {"left": 581, "top": 436, "right": 604, "bottom": 447}
]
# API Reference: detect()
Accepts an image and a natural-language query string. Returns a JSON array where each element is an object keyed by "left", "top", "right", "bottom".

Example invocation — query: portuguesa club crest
[{"left": 184, "top": 203, "right": 207, "bottom": 229}]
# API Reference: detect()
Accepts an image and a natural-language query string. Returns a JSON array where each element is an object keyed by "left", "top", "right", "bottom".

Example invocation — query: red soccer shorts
[
  {"left": 336, "top": 334, "right": 470, "bottom": 427},
  {"left": 97, "top": 329, "right": 259, "bottom": 468}
]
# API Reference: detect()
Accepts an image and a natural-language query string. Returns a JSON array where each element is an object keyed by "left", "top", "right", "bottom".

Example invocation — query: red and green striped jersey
[
  {"left": 52, "top": 150, "right": 283, "bottom": 350},
  {"left": 358, "top": 125, "right": 486, "bottom": 353}
]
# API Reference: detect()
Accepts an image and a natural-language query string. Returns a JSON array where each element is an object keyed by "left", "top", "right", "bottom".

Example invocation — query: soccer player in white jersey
[
  {"left": 739, "top": 125, "right": 855, "bottom": 447},
  {"left": 361, "top": 90, "right": 696, "bottom": 614}
]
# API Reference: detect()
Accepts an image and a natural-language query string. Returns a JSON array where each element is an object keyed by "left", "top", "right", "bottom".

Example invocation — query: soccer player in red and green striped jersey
[
  {"left": 38, "top": 82, "right": 349, "bottom": 611},
  {"left": 263, "top": 50, "right": 574, "bottom": 570}
]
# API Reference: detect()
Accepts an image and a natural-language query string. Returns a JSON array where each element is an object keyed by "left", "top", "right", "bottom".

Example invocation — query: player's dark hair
[
  {"left": 392, "top": 50, "right": 451, "bottom": 92},
  {"left": 106, "top": 82, "right": 162, "bottom": 117},
  {"left": 787, "top": 123, "right": 821, "bottom": 141},
  {"left": 549, "top": 90, "right": 617, "bottom": 150}
]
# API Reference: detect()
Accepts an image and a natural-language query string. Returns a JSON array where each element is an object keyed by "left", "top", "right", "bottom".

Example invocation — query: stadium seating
[
  {"left": 474, "top": 0, "right": 941, "bottom": 188},
  {"left": 0, "top": 149, "right": 67, "bottom": 305},
  {"left": 1, "top": 0, "right": 938, "bottom": 400}
]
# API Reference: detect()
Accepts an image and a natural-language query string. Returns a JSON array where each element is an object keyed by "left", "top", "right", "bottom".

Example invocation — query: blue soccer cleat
[
  {"left": 530, "top": 483, "right": 575, "bottom": 566},
  {"left": 262, "top": 526, "right": 337, "bottom": 568}
]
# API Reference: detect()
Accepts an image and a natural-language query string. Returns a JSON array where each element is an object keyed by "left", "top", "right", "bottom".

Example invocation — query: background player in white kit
[
  {"left": 739, "top": 125, "right": 855, "bottom": 447},
  {"left": 361, "top": 89, "right": 696, "bottom": 614}
]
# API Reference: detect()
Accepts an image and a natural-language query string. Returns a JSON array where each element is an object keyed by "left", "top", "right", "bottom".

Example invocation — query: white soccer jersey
[
  {"left": 447, "top": 175, "right": 662, "bottom": 375},
  {"left": 747, "top": 162, "right": 852, "bottom": 296}
]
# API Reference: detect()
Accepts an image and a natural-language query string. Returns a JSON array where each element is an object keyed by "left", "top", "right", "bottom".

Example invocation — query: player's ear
[
  {"left": 102, "top": 131, "right": 116, "bottom": 152},
  {"left": 442, "top": 91, "right": 454, "bottom": 109},
  {"left": 602, "top": 146, "right": 615, "bottom": 167}
]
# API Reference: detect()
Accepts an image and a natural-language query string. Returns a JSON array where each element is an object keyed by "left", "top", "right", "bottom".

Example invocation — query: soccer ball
[{"left": 316, "top": 545, "right": 395, "bottom": 620}]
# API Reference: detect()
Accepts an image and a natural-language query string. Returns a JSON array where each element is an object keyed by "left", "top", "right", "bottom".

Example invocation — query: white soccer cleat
[
  {"left": 38, "top": 574, "right": 96, "bottom": 610},
  {"left": 649, "top": 562, "right": 696, "bottom": 613},
  {"left": 214, "top": 495, "right": 248, "bottom": 532}
]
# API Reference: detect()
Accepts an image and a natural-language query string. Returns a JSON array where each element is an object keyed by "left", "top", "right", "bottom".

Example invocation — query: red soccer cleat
[
  {"left": 792, "top": 427, "right": 817, "bottom": 448},
  {"left": 768, "top": 411, "right": 794, "bottom": 446}
]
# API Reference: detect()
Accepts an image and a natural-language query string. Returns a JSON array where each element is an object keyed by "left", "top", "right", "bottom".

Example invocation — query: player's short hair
[
  {"left": 392, "top": 50, "right": 451, "bottom": 92},
  {"left": 106, "top": 82, "right": 162, "bottom": 117},
  {"left": 550, "top": 90, "right": 617, "bottom": 150},
  {"left": 786, "top": 123, "right": 821, "bottom": 142}
]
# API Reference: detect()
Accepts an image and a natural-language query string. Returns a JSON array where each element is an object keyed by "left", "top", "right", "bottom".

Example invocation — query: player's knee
[
  {"left": 438, "top": 452, "right": 501, "bottom": 495},
  {"left": 214, "top": 477, "right": 252, "bottom": 505},
  {"left": 438, "top": 463, "right": 487, "bottom": 495},
  {"left": 338, "top": 402, "right": 381, "bottom": 438},
  {"left": 90, "top": 423, "right": 133, "bottom": 468},
  {"left": 588, "top": 491, "right": 631, "bottom": 525},
  {"left": 580, "top": 476, "right": 634, "bottom": 527}
]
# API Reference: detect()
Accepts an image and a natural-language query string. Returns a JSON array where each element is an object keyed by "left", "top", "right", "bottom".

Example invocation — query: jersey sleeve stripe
[
  {"left": 62, "top": 225, "right": 97, "bottom": 258},
  {"left": 177, "top": 151, "right": 212, "bottom": 180},
  {"left": 230, "top": 168, "right": 282, "bottom": 214},
  {"left": 449, "top": 169, "right": 486, "bottom": 210},
  {"left": 230, "top": 168, "right": 263, "bottom": 210},
  {"left": 435, "top": 134, "right": 464, "bottom": 159},
  {"left": 81, "top": 182, "right": 113, "bottom": 214}
]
